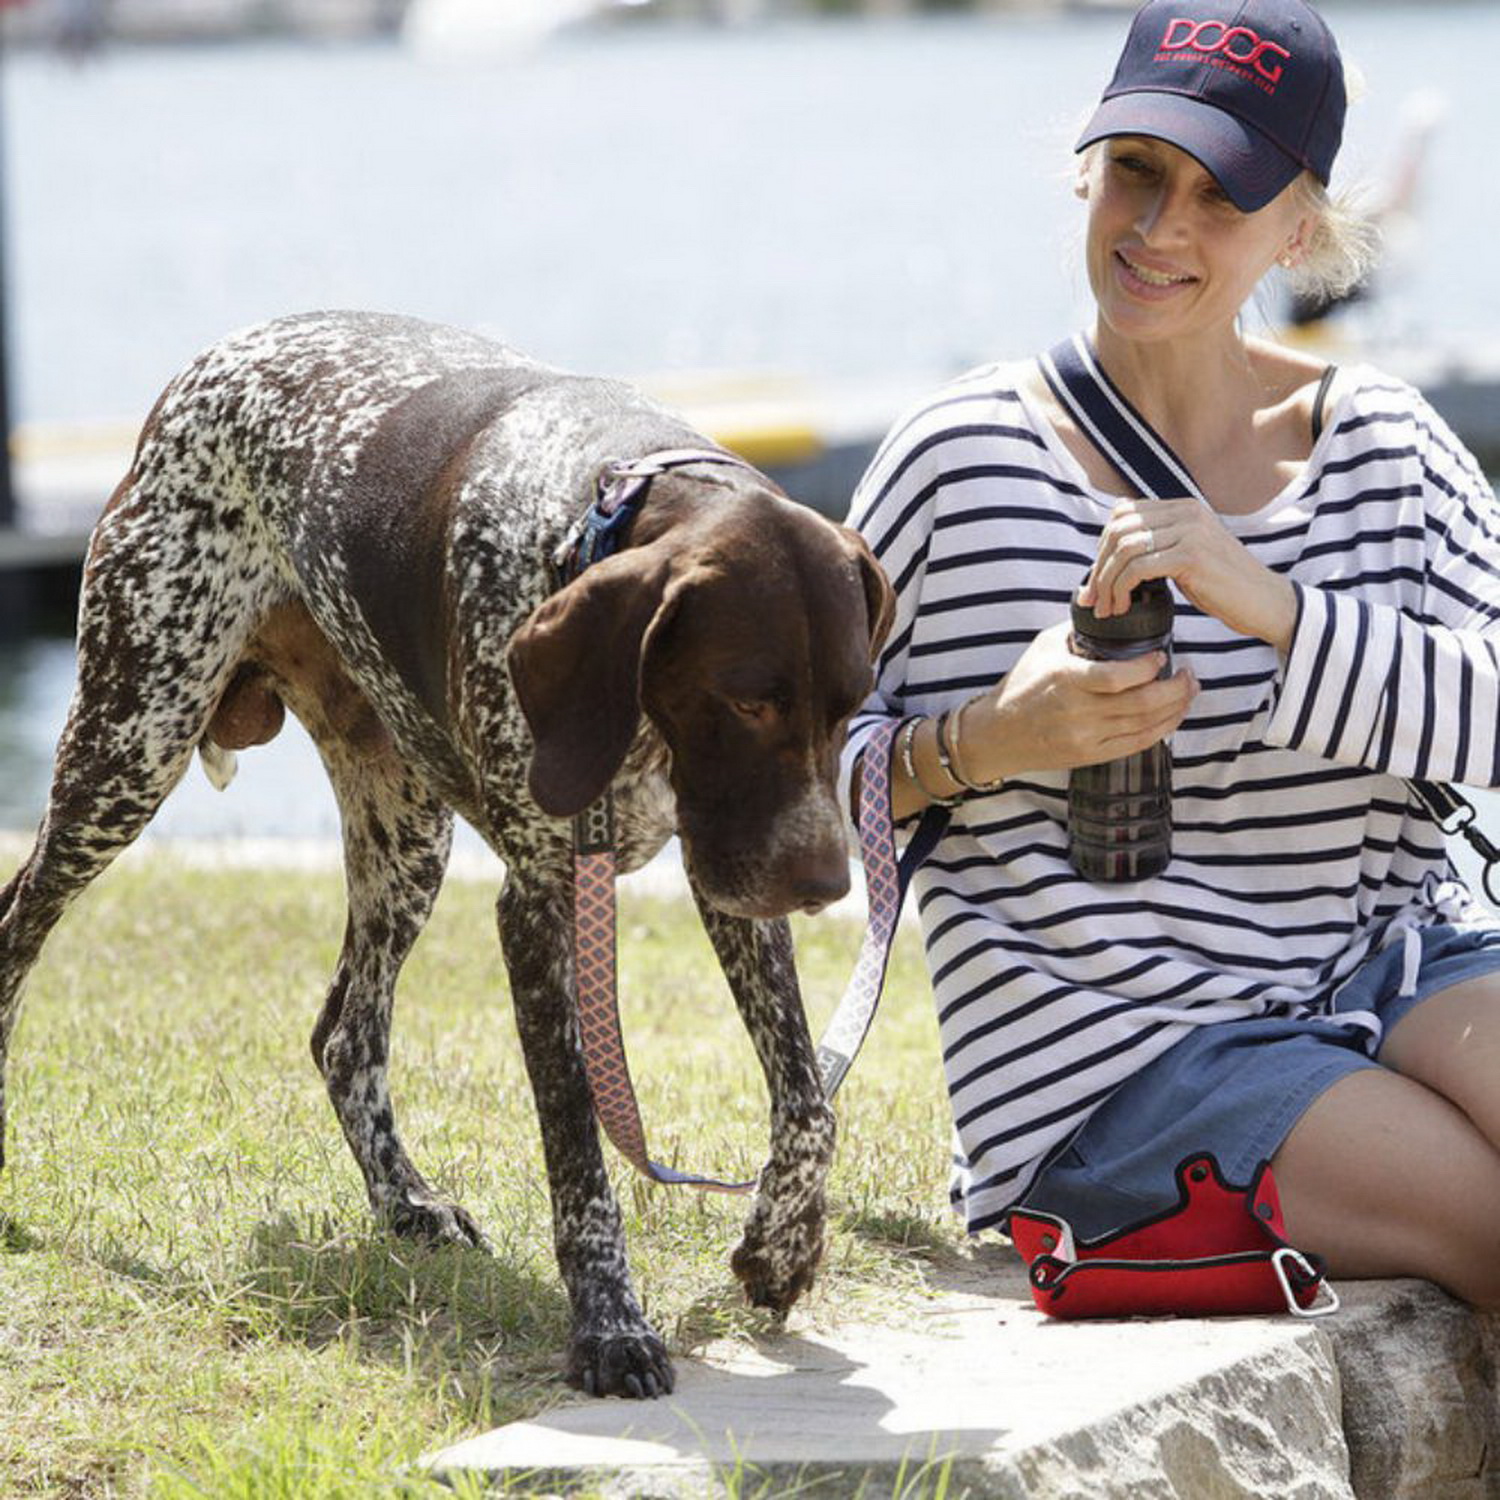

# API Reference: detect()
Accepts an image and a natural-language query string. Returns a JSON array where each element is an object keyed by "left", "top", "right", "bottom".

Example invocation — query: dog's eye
[{"left": 731, "top": 698, "right": 774, "bottom": 724}]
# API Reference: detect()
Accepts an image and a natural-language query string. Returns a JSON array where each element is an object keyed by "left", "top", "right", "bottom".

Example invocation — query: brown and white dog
[{"left": 0, "top": 311, "right": 893, "bottom": 1399}]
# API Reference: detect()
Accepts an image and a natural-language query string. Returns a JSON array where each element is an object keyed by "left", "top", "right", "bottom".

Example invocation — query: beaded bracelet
[
  {"left": 899, "top": 715, "right": 963, "bottom": 808},
  {"left": 947, "top": 700, "right": 1006, "bottom": 794}
]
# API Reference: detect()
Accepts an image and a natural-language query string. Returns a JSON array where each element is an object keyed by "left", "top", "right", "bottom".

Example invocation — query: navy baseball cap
[{"left": 1076, "top": 0, "right": 1346, "bottom": 213}]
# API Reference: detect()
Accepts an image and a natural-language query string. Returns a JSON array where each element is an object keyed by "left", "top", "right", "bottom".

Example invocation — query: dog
[{"left": 0, "top": 310, "right": 894, "bottom": 1399}]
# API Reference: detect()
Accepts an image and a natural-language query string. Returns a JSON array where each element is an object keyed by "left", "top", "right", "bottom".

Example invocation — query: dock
[
  {"left": 5, "top": 346, "right": 1500, "bottom": 577},
  {"left": 0, "top": 369, "right": 927, "bottom": 576}
]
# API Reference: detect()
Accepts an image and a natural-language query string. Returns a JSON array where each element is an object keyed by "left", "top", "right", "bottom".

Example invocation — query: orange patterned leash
[{"left": 571, "top": 719, "right": 947, "bottom": 1190}]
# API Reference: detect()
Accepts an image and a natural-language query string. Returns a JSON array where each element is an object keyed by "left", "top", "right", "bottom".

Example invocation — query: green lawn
[{"left": 0, "top": 849, "right": 957, "bottom": 1498}]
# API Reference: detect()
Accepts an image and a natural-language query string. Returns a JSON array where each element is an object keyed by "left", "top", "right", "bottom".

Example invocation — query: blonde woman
[{"left": 846, "top": 0, "right": 1500, "bottom": 1305}]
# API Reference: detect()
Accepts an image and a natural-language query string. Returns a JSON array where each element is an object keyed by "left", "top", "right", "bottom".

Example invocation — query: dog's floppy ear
[
  {"left": 846, "top": 530, "right": 896, "bottom": 661},
  {"left": 508, "top": 547, "right": 675, "bottom": 817}
]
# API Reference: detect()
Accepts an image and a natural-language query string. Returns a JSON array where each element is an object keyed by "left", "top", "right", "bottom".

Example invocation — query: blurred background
[{"left": 0, "top": 0, "right": 1495, "bottom": 885}]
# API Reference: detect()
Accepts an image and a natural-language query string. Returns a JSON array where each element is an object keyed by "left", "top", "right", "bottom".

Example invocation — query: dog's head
[{"left": 508, "top": 479, "right": 894, "bottom": 918}]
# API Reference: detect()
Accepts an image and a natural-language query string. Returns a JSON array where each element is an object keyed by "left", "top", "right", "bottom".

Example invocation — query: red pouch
[{"left": 1008, "top": 1154, "right": 1339, "bottom": 1320}]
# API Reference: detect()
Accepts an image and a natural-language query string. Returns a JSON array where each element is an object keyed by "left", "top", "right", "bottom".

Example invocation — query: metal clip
[
  {"left": 1272, "top": 1247, "right": 1340, "bottom": 1318},
  {"left": 1437, "top": 800, "right": 1476, "bottom": 837}
]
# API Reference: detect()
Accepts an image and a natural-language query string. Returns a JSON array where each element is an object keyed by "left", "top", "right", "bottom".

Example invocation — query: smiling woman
[{"left": 843, "top": 0, "right": 1500, "bottom": 1317}]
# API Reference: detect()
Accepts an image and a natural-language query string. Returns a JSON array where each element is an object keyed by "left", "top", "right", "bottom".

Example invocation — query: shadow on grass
[
  {"left": 839, "top": 1203, "right": 954, "bottom": 1257},
  {"left": 0, "top": 1209, "right": 42, "bottom": 1253},
  {"left": 89, "top": 1213, "right": 577, "bottom": 1426},
  {"left": 670, "top": 1279, "right": 787, "bottom": 1354}
]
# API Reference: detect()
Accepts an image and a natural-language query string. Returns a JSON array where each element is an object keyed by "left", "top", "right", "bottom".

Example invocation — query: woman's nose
[
  {"left": 1135, "top": 189, "right": 1168, "bottom": 240},
  {"left": 1135, "top": 183, "right": 1186, "bottom": 243}
]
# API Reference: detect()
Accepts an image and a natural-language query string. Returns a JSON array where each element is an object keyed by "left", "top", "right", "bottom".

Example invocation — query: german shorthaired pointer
[{"left": 0, "top": 311, "right": 893, "bottom": 1399}]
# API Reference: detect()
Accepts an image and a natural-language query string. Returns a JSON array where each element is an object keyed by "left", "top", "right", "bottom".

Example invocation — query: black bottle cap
[{"left": 1071, "top": 576, "right": 1174, "bottom": 642}]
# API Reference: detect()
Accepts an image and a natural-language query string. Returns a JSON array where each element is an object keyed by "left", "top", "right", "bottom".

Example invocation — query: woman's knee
[{"left": 1271, "top": 1068, "right": 1500, "bottom": 1305}]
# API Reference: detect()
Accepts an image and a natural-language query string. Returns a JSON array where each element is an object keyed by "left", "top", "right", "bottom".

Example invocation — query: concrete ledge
[{"left": 425, "top": 1249, "right": 1498, "bottom": 1498}]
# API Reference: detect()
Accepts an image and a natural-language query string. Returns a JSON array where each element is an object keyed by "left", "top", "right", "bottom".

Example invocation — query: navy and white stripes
[{"left": 842, "top": 360, "right": 1500, "bottom": 1233}]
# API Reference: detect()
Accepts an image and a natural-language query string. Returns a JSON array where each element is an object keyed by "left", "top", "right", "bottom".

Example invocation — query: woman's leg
[
  {"left": 1378, "top": 972, "right": 1500, "bottom": 1144},
  {"left": 1270, "top": 1063, "right": 1500, "bottom": 1308}
]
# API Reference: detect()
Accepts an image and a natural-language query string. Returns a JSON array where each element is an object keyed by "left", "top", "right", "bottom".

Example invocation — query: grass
[{"left": 0, "top": 846, "right": 960, "bottom": 1498}]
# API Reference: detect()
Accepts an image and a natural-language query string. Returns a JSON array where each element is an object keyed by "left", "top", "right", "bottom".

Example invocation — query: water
[
  {"left": 11, "top": 4, "right": 1500, "bottom": 429},
  {"left": 3, "top": 5, "right": 1500, "bottom": 871}
]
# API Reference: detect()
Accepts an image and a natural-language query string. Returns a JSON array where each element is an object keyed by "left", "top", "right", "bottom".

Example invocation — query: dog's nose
[{"left": 791, "top": 858, "right": 851, "bottom": 914}]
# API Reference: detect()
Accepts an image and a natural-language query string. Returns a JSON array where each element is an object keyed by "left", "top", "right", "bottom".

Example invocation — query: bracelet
[
  {"left": 932, "top": 711, "right": 969, "bottom": 796},
  {"left": 948, "top": 700, "right": 1006, "bottom": 793},
  {"left": 900, "top": 715, "right": 963, "bottom": 808}
]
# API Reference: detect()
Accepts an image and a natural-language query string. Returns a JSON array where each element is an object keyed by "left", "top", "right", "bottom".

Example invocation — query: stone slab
[{"left": 425, "top": 1248, "right": 1354, "bottom": 1498}]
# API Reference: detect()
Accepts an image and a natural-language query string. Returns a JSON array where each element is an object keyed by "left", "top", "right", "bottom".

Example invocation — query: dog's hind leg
[
  {"left": 296, "top": 713, "right": 480, "bottom": 1248},
  {"left": 496, "top": 873, "right": 674, "bottom": 1398},
  {"left": 0, "top": 502, "right": 277, "bottom": 1173},
  {"left": 690, "top": 891, "right": 835, "bottom": 1315}
]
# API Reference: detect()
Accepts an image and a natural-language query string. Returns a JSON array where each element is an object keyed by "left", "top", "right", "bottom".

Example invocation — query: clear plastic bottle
[{"left": 1067, "top": 578, "right": 1174, "bottom": 882}]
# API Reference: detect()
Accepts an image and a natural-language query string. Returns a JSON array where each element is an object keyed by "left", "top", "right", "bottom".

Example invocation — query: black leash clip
[
  {"left": 1411, "top": 781, "right": 1500, "bottom": 905},
  {"left": 1467, "top": 826, "right": 1500, "bottom": 907}
]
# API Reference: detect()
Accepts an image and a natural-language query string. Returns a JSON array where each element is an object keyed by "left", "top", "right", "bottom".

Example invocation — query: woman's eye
[{"left": 1113, "top": 154, "right": 1155, "bottom": 178}]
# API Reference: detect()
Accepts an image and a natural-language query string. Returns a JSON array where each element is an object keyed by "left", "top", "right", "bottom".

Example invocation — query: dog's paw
[
  {"left": 567, "top": 1328, "right": 675, "bottom": 1400},
  {"left": 730, "top": 1221, "right": 824, "bottom": 1314},
  {"left": 730, "top": 1165, "right": 828, "bottom": 1314},
  {"left": 385, "top": 1193, "right": 490, "bottom": 1252}
]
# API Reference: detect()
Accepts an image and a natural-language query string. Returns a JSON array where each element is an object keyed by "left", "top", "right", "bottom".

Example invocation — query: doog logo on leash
[{"left": 1156, "top": 17, "right": 1292, "bottom": 91}]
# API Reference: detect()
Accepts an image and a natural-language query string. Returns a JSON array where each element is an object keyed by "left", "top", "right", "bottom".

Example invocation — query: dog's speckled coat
[{"left": 0, "top": 311, "right": 894, "bottom": 1399}]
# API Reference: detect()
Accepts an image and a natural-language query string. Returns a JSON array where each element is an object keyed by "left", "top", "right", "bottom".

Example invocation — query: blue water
[
  {"left": 3, "top": 4, "right": 1499, "bottom": 878},
  {"left": 10, "top": 4, "right": 1500, "bottom": 428}
]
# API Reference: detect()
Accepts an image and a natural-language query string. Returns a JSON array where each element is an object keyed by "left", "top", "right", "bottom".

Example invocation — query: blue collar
[{"left": 551, "top": 447, "right": 752, "bottom": 587}]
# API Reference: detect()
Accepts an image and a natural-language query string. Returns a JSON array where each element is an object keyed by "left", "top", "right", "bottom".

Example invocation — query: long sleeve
[{"left": 1264, "top": 395, "right": 1500, "bottom": 787}]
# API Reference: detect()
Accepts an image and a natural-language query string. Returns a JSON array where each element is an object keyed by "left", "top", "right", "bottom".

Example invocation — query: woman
[{"left": 843, "top": 0, "right": 1500, "bottom": 1306}]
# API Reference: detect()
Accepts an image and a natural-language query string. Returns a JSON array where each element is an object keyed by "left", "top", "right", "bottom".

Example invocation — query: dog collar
[{"left": 551, "top": 447, "right": 754, "bottom": 587}]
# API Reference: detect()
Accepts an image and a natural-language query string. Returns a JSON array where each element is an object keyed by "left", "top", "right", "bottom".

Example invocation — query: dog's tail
[{"left": 198, "top": 740, "right": 239, "bottom": 792}]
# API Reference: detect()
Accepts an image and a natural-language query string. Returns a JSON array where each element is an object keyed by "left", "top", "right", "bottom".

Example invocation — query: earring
[{"left": 1278, "top": 251, "right": 1297, "bottom": 269}]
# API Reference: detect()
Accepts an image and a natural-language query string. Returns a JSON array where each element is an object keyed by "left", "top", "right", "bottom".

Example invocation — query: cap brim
[{"left": 1075, "top": 91, "right": 1303, "bottom": 213}]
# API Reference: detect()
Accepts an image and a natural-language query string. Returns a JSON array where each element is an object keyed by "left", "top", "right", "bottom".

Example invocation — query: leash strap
[
  {"left": 560, "top": 446, "right": 765, "bottom": 1194},
  {"left": 571, "top": 717, "right": 947, "bottom": 1191},
  {"left": 816, "top": 720, "right": 949, "bottom": 1094},
  {"left": 560, "top": 452, "right": 946, "bottom": 1191},
  {"left": 1041, "top": 332, "right": 1500, "bottom": 899},
  {"left": 572, "top": 792, "right": 754, "bottom": 1191}
]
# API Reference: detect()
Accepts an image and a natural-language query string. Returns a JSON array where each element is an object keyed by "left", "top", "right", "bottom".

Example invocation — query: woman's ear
[
  {"left": 1279, "top": 226, "right": 1308, "bottom": 269},
  {"left": 1074, "top": 143, "right": 1099, "bottom": 201}
]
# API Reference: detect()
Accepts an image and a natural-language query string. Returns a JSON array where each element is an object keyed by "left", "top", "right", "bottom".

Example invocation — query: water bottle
[{"left": 1067, "top": 577, "right": 1174, "bottom": 882}]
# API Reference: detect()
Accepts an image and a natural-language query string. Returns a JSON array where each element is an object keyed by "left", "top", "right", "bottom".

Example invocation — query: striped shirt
[{"left": 842, "top": 357, "right": 1500, "bottom": 1234}]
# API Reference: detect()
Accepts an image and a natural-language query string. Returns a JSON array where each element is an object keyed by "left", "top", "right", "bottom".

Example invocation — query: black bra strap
[{"left": 1310, "top": 365, "right": 1338, "bottom": 442}]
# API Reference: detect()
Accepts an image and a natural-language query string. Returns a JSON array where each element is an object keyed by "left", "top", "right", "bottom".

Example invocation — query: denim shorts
[{"left": 1018, "top": 923, "right": 1500, "bottom": 1241}]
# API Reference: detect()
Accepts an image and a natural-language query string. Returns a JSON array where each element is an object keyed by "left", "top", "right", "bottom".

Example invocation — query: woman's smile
[{"left": 1113, "top": 248, "right": 1199, "bottom": 299}]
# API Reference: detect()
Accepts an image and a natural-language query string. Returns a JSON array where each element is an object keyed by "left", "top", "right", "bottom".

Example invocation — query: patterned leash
[{"left": 572, "top": 717, "right": 947, "bottom": 1191}]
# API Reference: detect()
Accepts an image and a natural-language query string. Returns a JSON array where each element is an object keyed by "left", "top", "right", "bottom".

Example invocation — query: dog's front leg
[
  {"left": 496, "top": 875, "right": 673, "bottom": 1399},
  {"left": 691, "top": 890, "right": 835, "bottom": 1315}
]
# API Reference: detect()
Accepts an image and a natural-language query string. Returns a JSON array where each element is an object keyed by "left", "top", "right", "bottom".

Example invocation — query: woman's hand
[
  {"left": 1079, "top": 498, "right": 1298, "bottom": 651},
  {"left": 957, "top": 621, "right": 1198, "bottom": 784}
]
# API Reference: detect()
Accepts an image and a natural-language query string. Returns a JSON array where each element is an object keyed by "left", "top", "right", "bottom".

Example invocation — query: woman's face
[{"left": 1081, "top": 135, "right": 1310, "bottom": 345}]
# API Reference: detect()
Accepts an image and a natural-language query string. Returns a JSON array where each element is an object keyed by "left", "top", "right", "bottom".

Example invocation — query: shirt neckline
[{"left": 1013, "top": 364, "right": 1357, "bottom": 529}]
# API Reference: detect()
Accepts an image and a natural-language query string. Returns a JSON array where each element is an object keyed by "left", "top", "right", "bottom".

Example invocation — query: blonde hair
[{"left": 1282, "top": 172, "right": 1382, "bottom": 304}]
